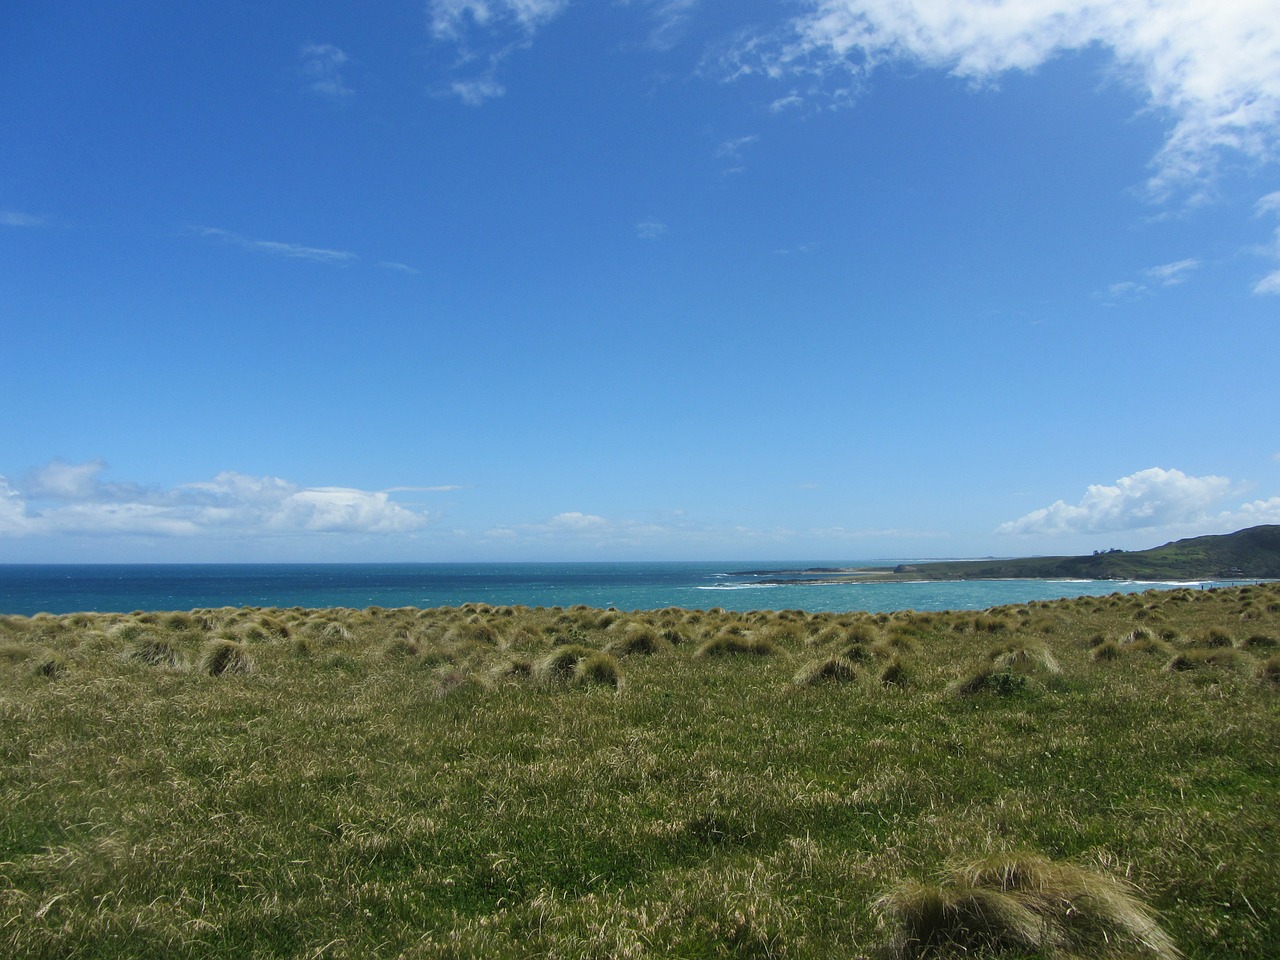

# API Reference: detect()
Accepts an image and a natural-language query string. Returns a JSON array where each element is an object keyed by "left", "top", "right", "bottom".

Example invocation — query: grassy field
[{"left": 2, "top": 584, "right": 1278, "bottom": 959}]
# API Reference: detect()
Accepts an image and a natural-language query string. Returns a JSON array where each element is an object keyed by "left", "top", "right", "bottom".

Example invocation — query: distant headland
[{"left": 737, "top": 524, "right": 1280, "bottom": 584}]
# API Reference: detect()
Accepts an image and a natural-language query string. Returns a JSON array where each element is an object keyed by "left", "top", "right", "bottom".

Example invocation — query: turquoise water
[{"left": 0, "top": 562, "right": 1249, "bottom": 616}]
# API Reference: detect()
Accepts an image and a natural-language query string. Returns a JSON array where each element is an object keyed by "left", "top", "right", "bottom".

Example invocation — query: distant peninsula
[{"left": 739, "top": 525, "right": 1280, "bottom": 584}]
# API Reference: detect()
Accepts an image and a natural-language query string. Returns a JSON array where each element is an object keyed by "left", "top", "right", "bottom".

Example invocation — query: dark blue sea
[{"left": 0, "top": 562, "right": 1244, "bottom": 616}]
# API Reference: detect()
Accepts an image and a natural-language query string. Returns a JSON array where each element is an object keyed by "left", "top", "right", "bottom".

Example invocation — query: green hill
[{"left": 890, "top": 525, "right": 1280, "bottom": 581}]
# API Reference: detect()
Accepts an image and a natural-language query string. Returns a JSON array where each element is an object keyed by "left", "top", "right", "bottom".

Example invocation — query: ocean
[{"left": 0, "top": 562, "right": 1245, "bottom": 617}]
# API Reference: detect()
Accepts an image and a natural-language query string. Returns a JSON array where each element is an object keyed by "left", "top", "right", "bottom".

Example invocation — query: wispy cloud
[
  {"left": 429, "top": 0, "right": 570, "bottom": 103},
  {"left": 1253, "top": 191, "right": 1280, "bottom": 294},
  {"left": 0, "top": 461, "right": 430, "bottom": 539},
  {"left": 716, "top": 134, "right": 759, "bottom": 173},
  {"left": 636, "top": 218, "right": 668, "bottom": 239},
  {"left": 1146, "top": 258, "right": 1201, "bottom": 286},
  {"left": 774, "top": 241, "right": 818, "bottom": 256},
  {"left": 449, "top": 77, "right": 507, "bottom": 105},
  {"left": 193, "top": 226, "right": 356, "bottom": 264},
  {"left": 733, "top": 0, "right": 1280, "bottom": 203},
  {"left": 379, "top": 260, "right": 422, "bottom": 275},
  {"left": 995, "top": 466, "right": 1279, "bottom": 537},
  {"left": 1, "top": 210, "right": 45, "bottom": 227},
  {"left": 638, "top": 0, "right": 699, "bottom": 51},
  {"left": 429, "top": 0, "right": 570, "bottom": 41},
  {"left": 300, "top": 43, "right": 353, "bottom": 100},
  {"left": 769, "top": 92, "right": 804, "bottom": 113},
  {"left": 1100, "top": 257, "right": 1201, "bottom": 301}
]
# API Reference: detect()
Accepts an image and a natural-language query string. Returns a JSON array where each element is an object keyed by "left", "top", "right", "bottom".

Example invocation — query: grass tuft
[
  {"left": 1091, "top": 639, "right": 1123, "bottom": 662},
  {"left": 1164, "top": 648, "right": 1245, "bottom": 673},
  {"left": 574, "top": 651, "right": 622, "bottom": 687},
  {"left": 199, "top": 638, "right": 256, "bottom": 676},
  {"left": 878, "top": 851, "right": 1181, "bottom": 960},
  {"left": 694, "top": 634, "right": 776, "bottom": 658},
  {"left": 128, "top": 636, "right": 186, "bottom": 669},
  {"left": 536, "top": 643, "right": 594, "bottom": 680},
  {"left": 949, "top": 666, "right": 1028, "bottom": 698},
  {"left": 879, "top": 656, "right": 910, "bottom": 687}
]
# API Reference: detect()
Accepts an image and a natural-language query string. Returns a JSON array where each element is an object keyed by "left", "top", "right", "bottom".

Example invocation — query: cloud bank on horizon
[
  {"left": 0, "top": 461, "right": 427, "bottom": 541},
  {"left": 999, "top": 468, "right": 1280, "bottom": 538},
  {"left": 3, "top": 460, "right": 1278, "bottom": 560}
]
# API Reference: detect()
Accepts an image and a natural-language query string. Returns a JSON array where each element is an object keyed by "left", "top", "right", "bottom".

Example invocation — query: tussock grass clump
[
  {"left": 128, "top": 636, "right": 186, "bottom": 669},
  {"left": 33, "top": 654, "right": 67, "bottom": 679},
  {"left": 876, "top": 633, "right": 920, "bottom": 656},
  {"left": 659, "top": 626, "right": 690, "bottom": 646},
  {"left": 199, "top": 638, "right": 256, "bottom": 676},
  {"left": 1164, "top": 648, "right": 1245, "bottom": 673},
  {"left": 1256, "top": 655, "right": 1280, "bottom": 685},
  {"left": 838, "top": 641, "right": 873, "bottom": 664},
  {"left": 604, "top": 626, "right": 664, "bottom": 657},
  {"left": 536, "top": 643, "right": 594, "bottom": 680},
  {"left": 877, "top": 852, "right": 1181, "bottom": 960},
  {"left": 1130, "top": 636, "right": 1171, "bottom": 656},
  {"left": 949, "top": 666, "right": 1028, "bottom": 698},
  {"left": 574, "top": 651, "right": 621, "bottom": 687},
  {"left": 989, "top": 641, "right": 1061, "bottom": 675},
  {"left": 111, "top": 621, "right": 150, "bottom": 644},
  {"left": 792, "top": 655, "right": 859, "bottom": 687},
  {"left": 1193, "top": 627, "right": 1233, "bottom": 648},
  {"left": 1239, "top": 633, "right": 1278, "bottom": 650},
  {"left": 694, "top": 634, "right": 776, "bottom": 658},
  {"left": 162, "top": 611, "right": 196, "bottom": 631},
  {"left": 879, "top": 656, "right": 910, "bottom": 687},
  {"left": 974, "top": 615, "right": 1013, "bottom": 633},
  {"left": 381, "top": 636, "right": 420, "bottom": 660},
  {"left": 1091, "top": 639, "right": 1123, "bottom": 662},
  {"left": 492, "top": 656, "right": 534, "bottom": 680}
]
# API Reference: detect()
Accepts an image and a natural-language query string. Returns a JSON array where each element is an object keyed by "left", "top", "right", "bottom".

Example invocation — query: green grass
[{"left": 1, "top": 586, "right": 1278, "bottom": 958}]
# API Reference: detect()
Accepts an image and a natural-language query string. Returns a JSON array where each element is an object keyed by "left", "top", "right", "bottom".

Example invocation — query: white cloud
[
  {"left": 636, "top": 218, "right": 668, "bottom": 239},
  {"left": 194, "top": 226, "right": 356, "bottom": 264},
  {"left": 1100, "top": 257, "right": 1201, "bottom": 301},
  {"left": 300, "top": 43, "right": 353, "bottom": 100},
  {"left": 450, "top": 77, "right": 507, "bottom": 105},
  {"left": 547, "top": 511, "right": 609, "bottom": 528},
  {"left": 429, "top": 0, "right": 570, "bottom": 103},
  {"left": 1146, "top": 258, "right": 1200, "bottom": 286},
  {"left": 379, "top": 260, "right": 422, "bottom": 275},
  {"left": 997, "top": 467, "right": 1236, "bottom": 536},
  {"left": 1227, "top": 496, "right": 1280, "bottom": 526},
  {"left": 769, "top": 92, "right": 805, "bottom": 113},
  {"left": 1103, "top": 280, "right": 1147, "bottom": 301},
  {"left": 746, "top": 0, "right": 1280, "bottom": 201},
  {"left": 1253, "top": 190, "right": 1280, "bottom": 294},
  {"left": 430, "top": 0, "right": 569, "bottom": 41},
  {"left": 0, "top": 462, "right": 431, "bottom": 539},
  {"left": 639, "top": 0, "right": 699, "bottom": 51},
  {"left": 716, "top": 134, "right": 759, "bottom": 173},
  {"left": 2, "top": 210, "right": 45, "bottom": 227}
]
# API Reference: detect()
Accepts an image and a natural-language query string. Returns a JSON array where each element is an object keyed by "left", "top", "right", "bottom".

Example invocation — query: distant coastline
[{"left": 733, "top": 525, "right": 1280, "bottom": 585}]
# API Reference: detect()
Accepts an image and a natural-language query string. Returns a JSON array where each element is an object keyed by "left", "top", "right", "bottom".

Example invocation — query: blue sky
[{"left": 2, "top": 0, "right": 1279, "bottom": 562}]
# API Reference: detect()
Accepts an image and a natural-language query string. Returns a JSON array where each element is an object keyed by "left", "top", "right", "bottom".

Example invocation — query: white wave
[{"left": 695, "top": 583, "right": 780, "bottom": 590}]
